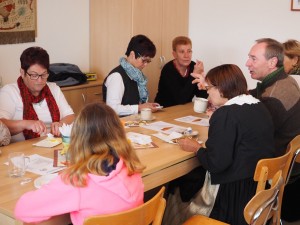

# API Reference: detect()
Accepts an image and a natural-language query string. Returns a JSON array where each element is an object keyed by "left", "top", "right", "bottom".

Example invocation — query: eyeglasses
[
  {"left": 137, "top": 52, "right": 152, "bottom": 64},
  {"left": 204, "top": 85, "right": 216, "bottom": 90},
  {"left": 26, "top": 72, "right": 49, "bottom": 80}
]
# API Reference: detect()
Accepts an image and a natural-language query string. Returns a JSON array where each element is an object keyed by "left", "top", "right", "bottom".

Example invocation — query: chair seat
[{"left": 183, "top": 215, "right": 229, "bottom": 225}]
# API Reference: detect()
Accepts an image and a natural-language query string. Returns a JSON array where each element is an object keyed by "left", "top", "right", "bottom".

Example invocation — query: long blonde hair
[{"left": 62, "top": 103, "right": 145, "bottom": 187}]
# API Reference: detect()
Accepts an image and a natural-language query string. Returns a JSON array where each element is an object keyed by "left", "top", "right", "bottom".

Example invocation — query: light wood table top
[{"left": 0, "top": 102, "right": 208, "bottom": 225}]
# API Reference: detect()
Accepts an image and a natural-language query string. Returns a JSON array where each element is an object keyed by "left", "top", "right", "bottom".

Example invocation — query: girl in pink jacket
[{"left": 15, "top": 103, "right": 145, "bottom": 225}]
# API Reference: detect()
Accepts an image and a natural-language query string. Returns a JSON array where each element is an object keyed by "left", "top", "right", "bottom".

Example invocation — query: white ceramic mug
[
  {"left": 7, "top": 152, "right": 30, "bottom": 177},
  {"left": 194, "top": 97, "right": 208, "bottom": 113},
  {"left": 140, "top": 108, "right": 152, "bottom": 120}
]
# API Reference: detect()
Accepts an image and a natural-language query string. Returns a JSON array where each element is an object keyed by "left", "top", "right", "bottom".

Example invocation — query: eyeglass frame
[
  {"left": 26, "top": 71, "right": 49, "bottom": 80},
  {"left": 137, "top": 52, "right": 152, "bottom": 64},
  {"left": 204, "top": 85, "right": 216, "bottom": 91}
]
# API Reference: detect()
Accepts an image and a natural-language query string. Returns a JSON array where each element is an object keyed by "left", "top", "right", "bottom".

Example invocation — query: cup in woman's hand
[{"left": 194, "top": 97, "right": 208, "bottom": 113}]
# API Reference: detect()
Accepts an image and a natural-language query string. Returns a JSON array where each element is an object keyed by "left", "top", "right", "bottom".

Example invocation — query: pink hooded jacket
[{"left": 14, "top": 159, "right": 144, "bottom": 225}]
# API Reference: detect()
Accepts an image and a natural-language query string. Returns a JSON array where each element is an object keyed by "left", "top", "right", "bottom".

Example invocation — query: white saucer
[
  {"left": 34, "top": 173, "right": 58, "bottom": 189},
  {"left": 139, "top": 115, "right": 156, "bottom": 121}
]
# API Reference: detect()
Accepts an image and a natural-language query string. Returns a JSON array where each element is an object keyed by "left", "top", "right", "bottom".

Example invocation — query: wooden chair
[
  {"left": 183, "top": 171, "right": 284, "bottom": 225},
  {"left": 83, "top": 186, "right": 166, "bottom": 225},
  {"left": 284, "top": 135, "right": 300, "bottom": 184},
  {"left": 253, "top": 150, "right": 291, "bottom": 225},
  {"left": 244, "top": 170, "right": 283, "bottom": 225},
  {"left": 182, "top": 215, "right": 229, "bottom": 225}
]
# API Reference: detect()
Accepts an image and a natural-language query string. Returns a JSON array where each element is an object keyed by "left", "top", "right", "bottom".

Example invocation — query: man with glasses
[
  {"left": 0, "top": 46, "right": 75, "bottom": 142},
  {"left": 103, "top": 34, "right": 160, "bottom": 116}
]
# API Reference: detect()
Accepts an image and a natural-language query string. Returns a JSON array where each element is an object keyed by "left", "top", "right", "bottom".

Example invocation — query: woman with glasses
[
  {"left": 155, "top": 36, "right": 208, "bottom": 108},
  {"left": 163, "top": 64, "right": 276, "bottom": 225},
  {"left": 0, "top": 46, "right": 75, "bottom": 142},
  {"left": 103, "top": 34, "right": 160, "bottom": 116}
]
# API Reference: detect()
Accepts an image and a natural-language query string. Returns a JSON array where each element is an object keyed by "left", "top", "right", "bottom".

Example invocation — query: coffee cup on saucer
[{"left": 140, "top": 108, "right": 152, "bottom": 120}]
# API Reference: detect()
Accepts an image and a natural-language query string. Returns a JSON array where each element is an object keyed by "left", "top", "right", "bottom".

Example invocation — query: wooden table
[{"left": 0, "top": 102, "right": 208, "bottom": 225}]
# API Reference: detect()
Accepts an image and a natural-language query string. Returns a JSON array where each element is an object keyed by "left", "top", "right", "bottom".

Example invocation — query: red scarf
[{"left": 17, "top": 76, "right": 60, "bottom": 140}]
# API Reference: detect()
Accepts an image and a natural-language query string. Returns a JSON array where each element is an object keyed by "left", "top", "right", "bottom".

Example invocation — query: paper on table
[
  {"left": 175, "top": 115, "right": 210, "bottom": 127},
  {"left": 126, "top": 132, "right": 157, "bottom": 149},
  {"left": 152, "top": 132, "right": 183, "bottom": 144},
  {"left": 26, "top": 154, "right": 64, "bottom": 175},
  {"left": 140, "top": 121, "right": 187, "bottom": 135},
  {"left": 33, "top": 137, "right": 62, "bottom": 148},
  {"left": 126, "top": 132, "right": 152, "bottom": 145}
]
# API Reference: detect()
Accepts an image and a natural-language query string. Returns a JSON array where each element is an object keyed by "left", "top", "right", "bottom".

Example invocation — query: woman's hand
[
  {"left": 177, "top": 138, "right": 202, "bottom": 153},
  {"left": 191, "top": 72, "right": 206, "bottom": 90},
  {"left": 27, "top": 120, "right": 47, "bottom": 135},
  {"left": 51, "top": 122, "right": 62, "bottom": 137},
  {"left": 193, "top": 60, "right": 204, "bottom": 74}
]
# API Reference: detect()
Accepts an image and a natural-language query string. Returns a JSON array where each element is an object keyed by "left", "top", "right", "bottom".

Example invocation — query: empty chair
[{"left": 83, "top": 186, "right": 166, "bottom": 225}]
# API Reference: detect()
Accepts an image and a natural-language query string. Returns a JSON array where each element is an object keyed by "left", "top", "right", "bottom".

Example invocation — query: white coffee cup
[
  {"left": 140, "top": 108, "right": 152, "bottom": 120},
  {"left": 8, "top": 152, "right": 30, "bottom": 177},
  {"left": 194, "top": 97, "right": 208, "bottom": 113}
]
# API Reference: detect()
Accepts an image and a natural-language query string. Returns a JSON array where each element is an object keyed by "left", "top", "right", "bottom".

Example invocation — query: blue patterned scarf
[{"left": 120, "top": 57, "right": 148, "bottom": 103}]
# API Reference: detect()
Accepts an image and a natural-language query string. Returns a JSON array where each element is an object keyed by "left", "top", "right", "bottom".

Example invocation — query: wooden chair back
[
  {"left": 284, "top": 135, "right": 300, "bottom": 184},
  {"left": 253, "top": 151, "right": 290, "bottom": 193},
  {"left": 83, "top": 186, "right": 166, "bottom": 225},
  {"left": 244, "top": 171, "right": 283, "bottom": 225}
]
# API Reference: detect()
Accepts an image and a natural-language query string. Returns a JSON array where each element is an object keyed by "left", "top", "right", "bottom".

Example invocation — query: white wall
[
  {"left": 1, "top": 0, "right": 300, "bottom": 89},
  {"left": 189, "top": 0, "right": 300, "bottom": 89},
  {"left": 0, "top": 0, "right": 89, "bottom": 85}
]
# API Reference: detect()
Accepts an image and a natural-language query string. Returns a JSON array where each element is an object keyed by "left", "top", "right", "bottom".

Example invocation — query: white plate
[{"left": 34, "top": 173, "right": 58, "bottom": 189}]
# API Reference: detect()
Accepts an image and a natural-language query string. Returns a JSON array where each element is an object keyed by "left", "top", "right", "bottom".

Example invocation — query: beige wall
[
  {"left": 0, "top": 0, "right": 89, "bottom": 85},
  {"left": 0, "top": 0, "right": 300, "bottom": 90},
  {"left": 189, "top": 0, "right": 300, "bottom": 89}
]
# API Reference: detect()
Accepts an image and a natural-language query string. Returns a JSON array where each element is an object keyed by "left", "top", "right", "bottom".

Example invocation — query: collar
[
  {"left": 224, "top": 94, "right": 260, "bottom": 106},
  {"left": 256, "top": 67, "right": 286, "bottom": 95}
]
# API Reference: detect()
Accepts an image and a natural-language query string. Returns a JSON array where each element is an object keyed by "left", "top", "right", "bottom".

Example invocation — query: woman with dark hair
[
  {"left": 15, "top": 103, "right": 145, "bottom": 225},
  {"left": 103, "top": 34, "right": 159, "bottom": 116},
  {"left": 0, "top": 46, "right": 74, "bottom": 142},
  {"left": 163, "top": 64, "right": 276, "bottom": 225}
]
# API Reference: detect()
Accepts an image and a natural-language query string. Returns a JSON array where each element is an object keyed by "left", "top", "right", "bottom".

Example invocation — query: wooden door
[
  {"left": 90, "top": 0, "right": 132, "bottom": 80},
  {"left": 90, "top": 0, "right": 189, "bottom": 102},
  {"left": 132, "top": 0, "right": 189, "bottom": 102}
]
